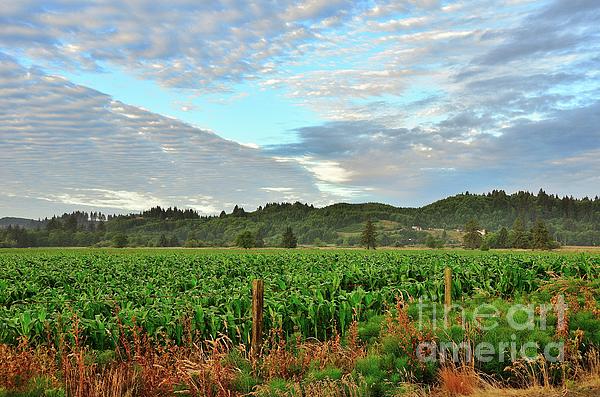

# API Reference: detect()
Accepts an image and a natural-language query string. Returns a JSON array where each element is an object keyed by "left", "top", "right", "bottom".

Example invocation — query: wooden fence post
[
  {"left": 251, "top": 279, "right": 264, "bottom": 358},
  {"left": 444, "top": 267, "right": 452, "bottom": 309}
]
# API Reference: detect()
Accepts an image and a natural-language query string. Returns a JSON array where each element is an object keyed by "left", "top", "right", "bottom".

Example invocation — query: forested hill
[
  {"left": 1, "top": 190, "right": 599, "bottom": 247},
  {"left": 418, "top": 190, "right": 599, "bottom": 229},
  {"left": 0, "top": 217, "right": 43, "bottom": 229}
]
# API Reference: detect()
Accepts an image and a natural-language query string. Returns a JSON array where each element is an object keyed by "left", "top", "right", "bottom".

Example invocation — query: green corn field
[{"left": 1, "top": 249, "right": 598, "bottom": 348}]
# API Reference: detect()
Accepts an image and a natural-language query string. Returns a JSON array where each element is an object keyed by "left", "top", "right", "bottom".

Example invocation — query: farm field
[
  {"left": 1, "top": 248, "right": 598, "bottom": 346},
  {"left": 1, "top": 248, "right": 599, "bottom": 396}
]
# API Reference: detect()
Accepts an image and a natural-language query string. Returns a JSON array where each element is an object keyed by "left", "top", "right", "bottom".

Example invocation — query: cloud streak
[{"left": 0, "top": 54, "right": 340, "bottom": 217}]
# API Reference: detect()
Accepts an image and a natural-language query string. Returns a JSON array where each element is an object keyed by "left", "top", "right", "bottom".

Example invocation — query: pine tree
[
  {"left": 361, "top": 219, "right": 377, "bottom": 249},
  {"left": 440, "top": 230, "right": 448, "bottom": 244},
  {"left": 46, "top": 216, "right": 61, "bottom": 231},
  {"left": 531, "top": 220, "right": 552, "bottom": 250},
  {"left": 496, "top": 227, "right": 509, "bottom": 248},
  {"left": 463, "top": 219, "right": 482, "bottom": 249},
  {"left": 281, "top": 227, "right": 297, "bottom": 248},
  {"left": 158, "top": 234, "right": 169, "bottom": 247},
  {"left": 510, "top": 218, "right": 529, "bottom": 249},
  {"left": 254, "top": 230, "right": 265, "bottom": 248},
  {"left": 480, "top": 239, "right": 490, "bottom": 251}
]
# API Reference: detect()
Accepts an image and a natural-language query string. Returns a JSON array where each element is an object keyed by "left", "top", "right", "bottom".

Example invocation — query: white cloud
[
  {"left": 48, "top": 189, "right": 167, "bottom": 212},
  {"left": 294, "top": 156, "right": 353, "bottom": 184},
  {"left": 261, "top": 187, "right": 294, "bottom": 192}
]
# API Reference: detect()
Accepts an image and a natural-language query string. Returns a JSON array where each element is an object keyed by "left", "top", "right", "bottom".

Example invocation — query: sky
[{"left": 0, "top": 0, "right": 599, "bottom": 219}]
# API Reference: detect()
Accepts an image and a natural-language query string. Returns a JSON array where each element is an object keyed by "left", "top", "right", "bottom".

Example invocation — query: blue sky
[
  {"left": 0, "top": 0, "right": 599, "bottom": 218},
  {"left": 59, "top": 67, "right": 321, "bottom": 146}
]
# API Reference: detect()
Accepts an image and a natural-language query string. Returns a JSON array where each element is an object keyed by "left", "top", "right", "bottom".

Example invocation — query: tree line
[
  {"left": 462, "top": 218, "right": 558, "bottom": 250},
  {"left": 1, "top": 189, "right": 599, "bottom": 248}
]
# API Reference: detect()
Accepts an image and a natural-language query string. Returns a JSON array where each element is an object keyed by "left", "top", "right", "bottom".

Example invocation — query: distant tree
[
  {"left": 496, "top": 227, "right": 509, "bottom": 248},
  {"left": 46, "top": 217, "right": 61, "bottom": 231},
  {"left": 231, "top": 205, "right": 247, "bottom": 217},
  {"left": 63, "top": 215, "right": 78, "bottom": 232},
  {"left": 480, "top": 239, "right": 490, "bottom": 251},
  {"left": 361, "top": 219, "right": 377, "bottom": 249},
  {"left": 531, "top": 220, "right": 552, "bottom": 250},
  {"left": 169, "top": 235, "right": 180, "bottom": 247},
  {"left": 112, "top": 234, "right": 128, "bottom": 248},
  {"left": 236, "top": 231, "right": 255, "bottom": 249},
  {"left": 281, "top": 227, "right": 298, "bottom": 248},
  {"left": 313, "top": 237, "right": 325, "bottom": 247},
  {"left": 463, "top": 219, "right": 483, "bottom": 249},
  {"left": 158, "top": 234, "right": 169, "bottom": 247},
  {"left": 510, "top": 218, "right": 530, "bottom": 249},
  {"left": 254, "top": 230, "right": 265, "bottom": 248},
  {"left": 219, "top": 210, "right": 227, "bottom": 218}
]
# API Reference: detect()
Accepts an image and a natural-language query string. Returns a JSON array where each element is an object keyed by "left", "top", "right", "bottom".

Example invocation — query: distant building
[{"left": 411, "top": 225, "right": 423, "bottom": 231}]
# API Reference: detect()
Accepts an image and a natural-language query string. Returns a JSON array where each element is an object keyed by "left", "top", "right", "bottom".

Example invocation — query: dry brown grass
[
  {"left": 260, "top": 320, "right": 365, "bottom": 382},
  {"left": 0, "top": 316, "right": 369, "bottom": 396},
  {"left": 466, "top": 373, "right": 600, "bottom": 397},
  {"left": 438, "top": 366, "right": 479, "bottom": 396},
  {"left": 0, "top": 337, "right": 61, "bottom": 390},
  {"left": 0, "top": 318, "right": 241, "bottom": 396}
]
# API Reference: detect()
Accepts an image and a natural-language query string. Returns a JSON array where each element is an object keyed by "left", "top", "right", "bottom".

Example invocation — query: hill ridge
[{"left": 1, "top": 190, "right": 599, "bottom": 247}]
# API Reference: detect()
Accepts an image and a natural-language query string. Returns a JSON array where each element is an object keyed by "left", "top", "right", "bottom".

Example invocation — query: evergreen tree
[
  {"left": 231, "top": 205, "right": 246, "bottom": 217},
  {"left": 63, "top": 214, "right": 78, "bottom": 232},
  {"left": 236, "top": 230, "right": 255, "bottom": 249},
  {"left": 463, "top": 219, "right": 483, "bottom": 249},
  {"left": 510, "top": 218, "right": 529, "bottom": 249},
  {"left": 480, "top": 239, "right": 490, "bottom": 251},
  {"left": 158, "top": 234, "right": 169, "bottom": 247},
  {"left": 46, "top": 217, "right": 61, "bottom": 231},
  {"left": 361, "top": 219, "right": 377, "bottom": 249},
  {"left": 531, "top": 220, "right": 552, "bottom": 250},
  {"left": 440, "top": 230, "right": 448, "bottom": 244},
  {"left": 281, "top": 227, "right": 297, "bottom": 248},
  {"left": 254, "top": 230, "right": 265, "bottom": 248},
  {"left": 496, "top": 227, "right": 509, "bottom": 248}
]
